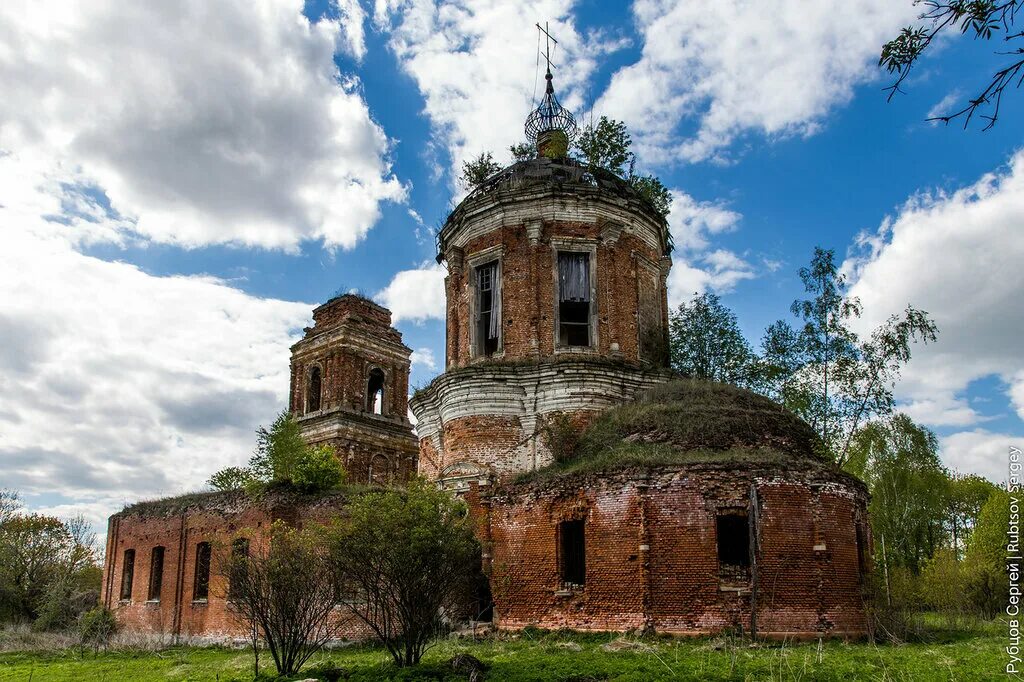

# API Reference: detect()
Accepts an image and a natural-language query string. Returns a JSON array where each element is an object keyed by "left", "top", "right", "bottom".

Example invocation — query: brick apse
[{"left": 102, "top": 69, "right": 871, "bottom": 641}]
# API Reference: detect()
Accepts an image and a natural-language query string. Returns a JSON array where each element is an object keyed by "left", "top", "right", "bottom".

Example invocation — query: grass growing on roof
[{"left": 515, "top": 379, "right": 832, "bottom": 486}]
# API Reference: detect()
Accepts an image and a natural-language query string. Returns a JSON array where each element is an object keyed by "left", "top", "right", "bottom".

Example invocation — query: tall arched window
[
  {"left": 306, "top": 365, "right": 322, "bottom": 413},
  {"left": 366, "top": 368, "right": 385, "bottom": 415}
]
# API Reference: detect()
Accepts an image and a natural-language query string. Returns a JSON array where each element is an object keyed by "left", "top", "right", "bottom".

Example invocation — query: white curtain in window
[
  {"left": 490, "top": 263, "right": 501, "bottom": 340},
  {"left": 558, "top": 252, "right": 590, "bottom": 302}
]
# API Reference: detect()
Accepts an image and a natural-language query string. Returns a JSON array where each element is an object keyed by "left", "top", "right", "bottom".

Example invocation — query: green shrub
[
  {"left": 540, "top": 412, "right": 582, "bottom": 464},
  {"left": 293, "top": 445, "right": 346, "bottom": 492},
  {"left": 79, "top": 606, "right": 117, "bottom": 648}
]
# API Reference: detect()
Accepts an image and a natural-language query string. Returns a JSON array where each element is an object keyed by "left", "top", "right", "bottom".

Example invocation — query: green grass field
[{"left": 0, "top": 622, "right": 1014, "bottom": 681}]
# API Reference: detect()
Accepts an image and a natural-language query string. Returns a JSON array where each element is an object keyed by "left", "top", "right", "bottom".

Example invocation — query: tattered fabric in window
[
  {"left": 477, "top": 261, "right": 501, "bottom": 340},
  {"left": 558, "top": 252, "right": 590, "bottom": 302}
]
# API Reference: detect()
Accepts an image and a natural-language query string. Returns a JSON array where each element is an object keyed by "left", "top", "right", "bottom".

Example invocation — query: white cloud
[
  {"left": 597, "top": 0, "right": 917, "bottom": 163},
  {"left": 0, "top": 153, "right": 311, "bottom": 520},
  {"left": 375, "top": 262, "right": 447, "bottom": 323},
  {"left": 374, "top": 0, "right": 609, "bottom": 185},
  {"left": 901, "top": 395, "right": 984, "bottom": 428},
  {"left": 926, "top": 90, "right": 963, "bottom": 123},
  {"left": 940, "top": 430, "right": 1020, "bottom": 485},
  {"left": 846, "top": 150, "right": 1024, "bottom": 480},
  {"left": 0, "top": 0, "right": 404, "bottom": 251},
  {"left": 410, "top": 347, "right": 438, "bottom": 371},
  {"left": 664, "top": 189, "right": 753, "bottom": 305}
]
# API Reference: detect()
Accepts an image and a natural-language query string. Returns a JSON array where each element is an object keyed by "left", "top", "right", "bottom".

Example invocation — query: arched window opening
[
  {"left": 368, "top": 454, "right": 390, "bottom": 485},
  {"left": 306, "top": 366, "right": 322, "bottom": 413},
  {"left": 193, "top": 541, "right": 211, "bottom": 601},
  {"left": 120, "top": 549, "right": 135, "bottom": 601},
  {"left": 228, "top": 538, "right": 250, "bottom": 602},
  {"left": 148, "top": 546, "right": 165, "bottom": 601},
  {"left": 367, "top": 368, "right": 385, "bottom": 415}
]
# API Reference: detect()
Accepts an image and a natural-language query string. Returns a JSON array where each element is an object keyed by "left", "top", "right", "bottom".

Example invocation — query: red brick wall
[
  {"left": 480, "top": 465, "right": 869, "bottom": 638},
  {"left": 445, "top": 221, "right": 667, "bottom": 368},
  {"left": 101, "top": 498, "right": 374, "bottom": 642}
]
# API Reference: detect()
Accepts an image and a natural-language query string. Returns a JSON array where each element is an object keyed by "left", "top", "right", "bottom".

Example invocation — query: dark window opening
[
  {"left": 475, "top": 261, "right": 500, "bottom": 356},
  {"left": 147, "top": 546, "right": 164, "bottom": 601},
  {"left": 307, "top": 366, "right": 322, "bottom": 413},
  {"left": 194, "top": 542, "right": 211, "bottom": 601},
  {"left": 557, "top": 252, "right": 591, "bottom": 347},
  {"left": 856, "top": 524, "right": 868, "bottom": 577},
  {"left": 368, "top": 454, "right": 390, "bottom": 485},
  {"left": 228, "top": 538, "right": 249, "bottom": 601},
  {"left": 716, "top": 513, "right": 750, "bottom": 581},
  {"left": 558, "top": 519, "right": 586, "bottom": 587},
  {"left": 366, "top": 368, "right": 385, "bottom": 414},
  {"left": 120, "top": 549, "right": 135, "bottom": 601}
]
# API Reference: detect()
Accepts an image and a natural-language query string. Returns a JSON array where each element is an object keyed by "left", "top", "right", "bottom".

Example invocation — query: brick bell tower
[
  {"left": 410, "top": 63, "right": 674, "bottom": 490},
  {"left": 289, "top": 294, "right": 418, "bottom": 484}
]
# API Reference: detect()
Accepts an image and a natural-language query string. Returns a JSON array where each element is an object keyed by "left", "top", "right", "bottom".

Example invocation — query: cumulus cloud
[
  {"left": 0, "top": 0, "right": 404, "bottom": 251},
  {"left": 940, "top": 430, "right": 1019, "bottom": 485},
  {"left": 374, "top": 0, "right": 610, "bottom": 185},
  {"left": 846, "top": 150, "right": 1024, "bottom": 478},
  {"left": 410, "top": 347, "right": 438, "bottom": 371},
  {"left": 375, "top": 262, "right": 447, "bottom": 323},
  {"left": 597, "top": 0, "right": 916, "bottom": 163},
  {"left": 0, "top": 154, "right": 311, "bottom": 512},
  {"left": 664, "top": 190, "right": 753, "bottom": 305}
]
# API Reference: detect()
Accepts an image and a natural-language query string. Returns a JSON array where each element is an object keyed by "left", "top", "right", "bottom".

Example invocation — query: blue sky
[{"left": 1, "top": 0, "right": 1021, "bottom": 534}]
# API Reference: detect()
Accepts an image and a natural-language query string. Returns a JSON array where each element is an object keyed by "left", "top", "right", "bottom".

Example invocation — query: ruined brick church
[{"left": 102, "top": 67, "right": 871, "bottom": 640}]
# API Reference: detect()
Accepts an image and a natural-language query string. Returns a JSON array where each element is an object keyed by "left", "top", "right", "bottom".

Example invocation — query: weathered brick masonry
[
  {"left": 289, "top": 294, "right": 418, "bottom": 484},
  {"left": 474, "top": 464, "right": 869, "bottom": 638},
  {"left": 101, "top": 294, "right": 418, "bottom": 640},
  {"left": 101, "top": 491, "right": 371, "bottom": 641}
]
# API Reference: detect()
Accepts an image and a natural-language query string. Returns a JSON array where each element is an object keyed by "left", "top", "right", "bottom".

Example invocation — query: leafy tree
[
  {"left": 219, "top": 522, "right": 342, "bottom": 677},
  {"left": 882, "top": 1, "right": 1024, "bottom": 129},
  {"left": 509, "top": 142, "right": 534, "bottom": 163},
  {"left": 330, "top": 480, "right": 479, "bottom": 666},
  {"left": 669, "top": 292, "right": 757, "bottom": 386},
  {"left": 0, "top": 498, "right": 99, "bottom": 626},
  {"left": 206, "top": 466, "right": 256, "bottom": 492},
  {"left": 208, "top": 412, "right": 345, "bottom": 493},
  {"left": 946, "top": 473, "right": 999, "bottom": 557},
  {"left": 292, "top": 444, "right": 346, "bottom": 492},
  {"left": 249, "top": 412, "right": 308, "bottom": 483},
  {"left": 963, "top": 487, "right": 1010, "bottom": 617},
  {"left": 576, "top": 116, "right": 633, "bottom": 176},
  {"left": 459, "top": 152, "right": 502, "bottom": 190},
  {"left": 629, "top": 173, "right": 672, "bottom": 219},
  {"left": 759, "top": 247, "right": 938, "bottom": 464},
  {"left": 844, "top": 414, "right": 949, "bottom": 572}
]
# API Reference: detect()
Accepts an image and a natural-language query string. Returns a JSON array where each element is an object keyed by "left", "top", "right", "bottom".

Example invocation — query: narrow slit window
[
  {"left": 120, "top": 549, "right": 135, "bottom": 601},
  {"left": 475, "top": 261, "right": 500, "bottom": 356},
  {"left": 558, "top": 519, "right": 586, "bottom": 587},
  {"left": 307, "top": 366, "right": 322, "bottom": 413},
  {"left": 557, "top": 252, "right": 591, "bottom": 347},
  {"left": 228, "top": 538, "right": 249, "bottom": 601},
  {"left": 855, "top": 524, "right": 868, "bottom": 577},
  {"left": 193, "top": 542, "right": 211, "bottom": 601},
  {"left": 366, "top": 368, "right": 385, "bottom": 414},
  {"left": 716, "top": 513, "right": 750, "bottom": 581},
  {"left": 147, "top": 546, "right": 164, "bottom": 601}
]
